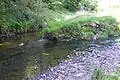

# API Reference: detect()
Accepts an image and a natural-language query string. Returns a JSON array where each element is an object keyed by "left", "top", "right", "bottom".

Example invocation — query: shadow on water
[
  {"left": 0, "top": 33, "right": 119, "bottom": 80},
  {"left": 0, "top": 33, "right": 86, "bottom": 80}
]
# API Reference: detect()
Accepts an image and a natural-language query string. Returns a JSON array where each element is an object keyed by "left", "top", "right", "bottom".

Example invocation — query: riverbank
[
  {"left": 39, "top": 15, "right": 120, "bottom": 41},
  {"left": 34, "top": 42, "right": 120, "bottom": 80},
  {"left": 1, "top": 14, "right": 120, "bottom": 42}
]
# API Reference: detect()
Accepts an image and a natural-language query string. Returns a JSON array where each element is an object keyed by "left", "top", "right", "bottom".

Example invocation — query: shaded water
[{"left": 0, "top": 33, "right": 94, "bottom": 80}]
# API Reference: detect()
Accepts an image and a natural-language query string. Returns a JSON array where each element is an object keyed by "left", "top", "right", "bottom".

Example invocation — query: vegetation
[
  {"left": 0, "top": 0, "right": 98, "bottom": 35},
  {"left": 1, "top": 0, "right": 119, "bottom": 40},
  {"left": 39, "top": 15, "right": 120, "bottom": 40},
  {"left": 42, "top": 0, "right": 97, "bottom": 12},
  {"left": 92, "top": 69, "right": 120, "bottom": 80}
]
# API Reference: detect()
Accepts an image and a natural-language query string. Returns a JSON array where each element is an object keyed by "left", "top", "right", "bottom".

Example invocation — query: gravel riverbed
[{"left": 33, "top": 43, "right": 120, "bottom": 80}]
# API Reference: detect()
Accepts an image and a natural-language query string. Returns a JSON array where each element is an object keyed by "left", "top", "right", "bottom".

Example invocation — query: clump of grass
[
  {"left": 92, "top": 69, "right": 119, "bottom": 80},
  {"left": 39, "top": 15, "right": 120, "bottom": 40},
  {"left": 92, "top": 69, "right": 104, "bottom": 80}
]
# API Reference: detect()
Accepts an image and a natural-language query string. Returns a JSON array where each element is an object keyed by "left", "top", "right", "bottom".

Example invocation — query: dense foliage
[
  {"left": 0, "top": 0, "right": 98, "bottom": 34},
  {"left": 43, "top": 0, "right": 97, "bottom": 12},
  {"left": 0, "top": 0, "right": 120, "bottom": 40}
]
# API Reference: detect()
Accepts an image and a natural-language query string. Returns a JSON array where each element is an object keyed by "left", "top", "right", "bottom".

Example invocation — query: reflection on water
[
  {"left": 0, "top": 33, "right": 118, "bottom": 80},
  {"left": 0, "top": 33, "right": 91, "bottom": 80}
]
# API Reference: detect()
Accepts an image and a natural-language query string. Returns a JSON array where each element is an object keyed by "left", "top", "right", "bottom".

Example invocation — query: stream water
[
  {"left": 0, "top": 33, "right": 119, "bottom": 80},
  {"left": 0, "top": 33, "right": 91, "bottom": 80}
]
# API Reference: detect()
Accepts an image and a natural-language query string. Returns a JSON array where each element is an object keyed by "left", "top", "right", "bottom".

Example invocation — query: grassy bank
[
  {"left": 38, "top": 15, "right": 120, "bottom": 40},
  {"left": 0, "top": 0, "right": 98, "bottom": 38}
]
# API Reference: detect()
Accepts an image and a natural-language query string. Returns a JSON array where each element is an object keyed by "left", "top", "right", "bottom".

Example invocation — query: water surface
[{"left": 0, "top": 33, "right": 118, "bottom": 80}]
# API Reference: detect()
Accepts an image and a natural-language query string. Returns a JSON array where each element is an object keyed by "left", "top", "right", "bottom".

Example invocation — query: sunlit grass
[
  {"left": 97, "top": 0, "right": 120, "bottom": 21},
  {"left": 38, "top": 14, "right": 119, "bottom": 40}
]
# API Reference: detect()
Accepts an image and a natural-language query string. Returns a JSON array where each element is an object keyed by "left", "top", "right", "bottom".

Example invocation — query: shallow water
[
  {"left": 0, "top": 33, "right": 95, "bottom": 80},
  {"left": 35, "top": 43, "right": 120, "bottom": 80},
  {"left": 0, "top": 33, "right": 119, "bottom": 80}
]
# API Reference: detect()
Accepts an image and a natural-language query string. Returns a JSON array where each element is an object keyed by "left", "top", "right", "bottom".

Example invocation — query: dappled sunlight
[
  {"left": 97, "top": 0, "right": 120, "bottom": 22},
  {"left": 63, "top": 0, "right": 120, "bottom": 22},
  {"left": 64, "top": 11, "right": 87, "bottom": 20}
]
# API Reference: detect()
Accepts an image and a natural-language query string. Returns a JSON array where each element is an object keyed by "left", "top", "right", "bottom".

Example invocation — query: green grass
[
  {"left": 38, "top": 15, "right": 120, "bottom": 40},
  {"left": 92, "top": 69, "right": 120, "bottom": 80}
]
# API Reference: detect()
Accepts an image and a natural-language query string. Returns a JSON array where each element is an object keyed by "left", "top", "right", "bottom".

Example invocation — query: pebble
[{"left": 34, "top": 44, "right": 120, "bottom": 80}]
